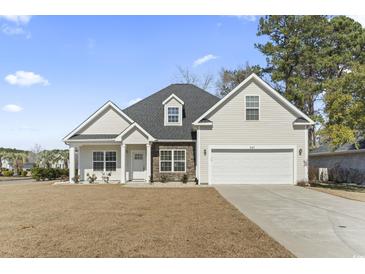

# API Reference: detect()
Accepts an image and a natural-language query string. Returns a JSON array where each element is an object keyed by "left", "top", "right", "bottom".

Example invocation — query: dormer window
[
  {"left": 163, "top": 93, "right": 184, "bottom": 126},
  {"left": 168, "top": 107, "right": 179, "bottom": 123}
]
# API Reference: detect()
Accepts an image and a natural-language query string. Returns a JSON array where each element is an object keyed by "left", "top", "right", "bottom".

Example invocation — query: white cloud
[
  {"left": 2, "top": 104, "right": 23, "bottom": 112},
  {"left": 5, "top": 71, "right": 49, "bottom": 87},
  {"left": 0, "top": 16, "right": 32, "bottom": 38},
  {"left": 0, "top": 16, "right": 32, "bottom": 25},
  {"left": 348, "top": 15, "right": 365, "bottom": 27},
  {"left": 127, "top": 98, "right": 142, "bottom": 106},
  {"left": 234, "top": 15, "right": 257, "bottom": 22},
  {"left": 1, "top": 24, "right": 31, "bottom": 38},
  {"left": 193, "top": 54, "right": 218, "bottom": 67}
]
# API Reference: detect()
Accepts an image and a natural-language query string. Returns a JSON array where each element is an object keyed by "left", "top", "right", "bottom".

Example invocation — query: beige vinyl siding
[
  {"left": 165, "top": 97, "right": 181, "bottom": 107},
  {"left": 123, "top": 128, "right": 149, "bottom": 144},
  {"left": 81, "top": 107, "right": 131, "bottom": 134},
  {"left": 199, "top": 81, "right": 306, "bottom": 184},
  {"left": 79, "top": 145, "right": 121, "bottom": 182}
]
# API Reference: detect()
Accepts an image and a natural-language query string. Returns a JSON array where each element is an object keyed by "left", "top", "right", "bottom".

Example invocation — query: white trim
[
  {"left": 207, "top": 145, "right": 297, "bottom": 185},
  {"left": 196, "top": 128, "right": 200, "bottom": 184},
  {"left": 159, "top": 149, "right": 187, "bottom": 173},
  {"left": 162, "top": 93, "right": 184, "bottom": 105},
  {"left": 304, "top": 127, "right": 308, "bottom": 182},
  {"left": 121, "top": 144, "right": 126, "bottom": 184},
  {"left": 309, "top": 149, "right": 365, "bottom": 157},
  {"left": 115, "top": 122, "right": 155, "bottom": 142},
  {"left": 164, "top": 105, "right": 183, "bottom": 126},
  {"left": 63, "top": 101, "right": 134, "bottom": 142},
  {"left": 130, "top": 149, "right": 147, "bottom": 181},
  {"left": 91, "top": 150, "right": 117, "bottom": 173},
  {"left": 192, "top": 121, "right": 213, "bottom": 126},
  {"left": 244, "top": 94, "right": 260, "bottom": 121},
  {"left": 294, "top": 122, "right": 313, "bottom": 126},
  {"left": 192, "top": 73, "right": 315, "bottom": 125},
  {"left": 66, "top": 139, "right": 118, "bottom": 143}
]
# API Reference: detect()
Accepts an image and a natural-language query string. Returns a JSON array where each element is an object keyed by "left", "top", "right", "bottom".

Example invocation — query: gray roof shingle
[
  {"left": 311, "top": 139, "right": 365, "bottom": 153},
  {"left": 123, "top": 84, "right": 220, "bottom": 140},
  {"left": 69, "top": 134, "right": 118, "bottom": 140}
]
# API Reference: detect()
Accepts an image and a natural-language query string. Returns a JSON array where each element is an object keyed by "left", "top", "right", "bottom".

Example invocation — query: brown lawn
[
  {"left": 309, "top": 186, "right": 365, "bottom": 202},
  {"left": 0, "top": 183, "right": 293, "bottom": 258}
]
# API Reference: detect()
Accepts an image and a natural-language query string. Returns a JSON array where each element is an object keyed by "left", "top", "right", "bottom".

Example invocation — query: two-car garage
[{"left": 209, "top": 147, "right": 295, "bottom": 185}]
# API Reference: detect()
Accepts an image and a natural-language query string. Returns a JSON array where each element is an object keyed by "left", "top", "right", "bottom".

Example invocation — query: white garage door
[{"left": 210, "top": 148, "right": 294, "bottom": 184}]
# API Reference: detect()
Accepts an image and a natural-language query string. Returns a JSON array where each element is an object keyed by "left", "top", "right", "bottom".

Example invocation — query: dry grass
[
  {"left": 310, "top": 187, "right": 365, "bottom": 202},
  {"left": 0, "top": 183, "right": 293, "bottom": 258}
]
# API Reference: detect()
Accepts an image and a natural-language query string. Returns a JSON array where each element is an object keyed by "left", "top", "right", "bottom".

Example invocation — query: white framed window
[
  {"left": 159, "top": 149, "right": 186, "bottom": 172},
  {"left": 93, "top": 151, "right": 117, "bottom": 172},
  {"left": 245, "top": 95, "right": 260, "bottom": 120},
  {"left": 168, "top": 107, "right": 179, "bottom": 123}
]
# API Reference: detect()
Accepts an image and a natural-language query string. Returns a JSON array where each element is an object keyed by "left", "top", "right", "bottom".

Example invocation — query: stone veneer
[{"left": 151, "top": 142, "right": 196, "bottom": 182}]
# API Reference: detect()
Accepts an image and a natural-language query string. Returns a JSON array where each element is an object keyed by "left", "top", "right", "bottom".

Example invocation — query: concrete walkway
[{"left": 214, "top": 185, "right": 365, "bottom": 258}]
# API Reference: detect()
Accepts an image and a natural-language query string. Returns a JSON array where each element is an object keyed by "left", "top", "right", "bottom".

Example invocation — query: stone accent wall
[{"left": 151, "top": 142, "right": 196, "bottom": 182}]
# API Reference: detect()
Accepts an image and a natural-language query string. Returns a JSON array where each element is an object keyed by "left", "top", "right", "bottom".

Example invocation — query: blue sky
[{"left": 0, "top": 15, "right": 268, "bottom": 150}]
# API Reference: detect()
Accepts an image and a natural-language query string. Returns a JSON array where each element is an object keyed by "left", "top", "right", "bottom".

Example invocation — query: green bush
[
  {"left": 31, "top": 167, "right": 68, "bottom": 181},
  {"left": 181, "top": 174, "right": 188, "bottom": 184},
  {"left": 21, "top": 170, "right": 28, "bottom": 177},
  {"left": 160, "top": 175, "right": 167, "bottom": 183},
  {"left": 2, "top": 170, "right": 14, "bottom": 177}
]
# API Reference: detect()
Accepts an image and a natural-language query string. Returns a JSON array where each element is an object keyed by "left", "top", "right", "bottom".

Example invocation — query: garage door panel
[{"left": 210, "top": 149, "right": 293, "bottom": 184}]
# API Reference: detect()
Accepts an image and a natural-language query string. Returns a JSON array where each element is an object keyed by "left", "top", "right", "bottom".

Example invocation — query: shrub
[
  {"left": 72, "top": 175, "right": 80, "bottom": 184},
  {"left": 31, "top": 167, "right": 69, "bottom": 181},
  {"left": 21, "top": 170, "right": 27, "bottom": 177},
  {"left": 181, "top": 174, "right": 188, "bottom": 184},
  {"left": 308, "top": 166, "right": 319, "bottom": 182},
  {"left": 2, "top": 170, "right": 14, "bottom": 177},
  {"left": 87, "top": 173, "right": 97, "bottom": 184},
  {"left": 160, "top": 175, "right": 167, "bottom": 183},
  {"left": 297, "top": 180, "right": 309, "bottom": 187}
]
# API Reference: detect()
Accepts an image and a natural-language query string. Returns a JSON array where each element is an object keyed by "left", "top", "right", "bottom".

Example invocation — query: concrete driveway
[{"left": 214, "top": 185, "right": 365, "bottom": 258}]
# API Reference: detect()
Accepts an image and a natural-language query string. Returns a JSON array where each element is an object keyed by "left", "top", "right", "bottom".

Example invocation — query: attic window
[
  {"left": 168, "top": 107, "right": 179, "bottom": 123},
  {"left": 245, "top": 95, "right": 260, "bottom": 120}
]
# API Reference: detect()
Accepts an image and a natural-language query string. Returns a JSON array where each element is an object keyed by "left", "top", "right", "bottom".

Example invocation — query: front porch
[
  {"left": 69, "top": 143, "right": 152, "bottom": 184},
  {"left": 68, "top": 123, "right": 154, "bottom": 184}
]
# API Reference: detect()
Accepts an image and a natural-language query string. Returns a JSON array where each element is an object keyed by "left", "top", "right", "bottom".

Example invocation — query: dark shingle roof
[
  {"left": 69, "top": 134, "right": 118, "bottom": 140},
  {"left": 123, "top": 84, "right": 220, "bottom": 140},
  {"left": 294, "top": 117, "right": 308, "bottom": 123},
  {"left": 310, "top": 139, "right": 365, "bottom": 153}
]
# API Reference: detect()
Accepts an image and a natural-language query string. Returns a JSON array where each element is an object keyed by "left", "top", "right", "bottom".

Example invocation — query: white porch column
[
  {"left": 69, "top": 146, "right": 75, "bottom": 183},
  {"left": 121, "top": 144, "right": 126, "bottom": 184},
  {"left": 146, "top": 143, "right": 151, "bottom": 183}
]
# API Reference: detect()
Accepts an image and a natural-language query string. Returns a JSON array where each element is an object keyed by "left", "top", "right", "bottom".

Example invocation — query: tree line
[
  {"left": 177, "top": 15, "right": 365, "bottom": 150},
  {"left": 0, "top": 145, "right": 68, "bottom": 172}
]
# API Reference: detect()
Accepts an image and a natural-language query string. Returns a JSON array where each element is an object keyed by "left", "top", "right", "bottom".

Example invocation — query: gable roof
[
  {"left": 123, "top": 84, "right": 220, "bottom": 140},
  {"left": 63, "top": 101, "right": 133, "bottom": 142},
  {"left": 193, "top": 73, "right": 315, "bottom": 125},
  {"left": 115, "top": 122, "right": 155, "bottom": 141},
  {"left": 162, "top": 93, "right": 184, "bottom": 105}
]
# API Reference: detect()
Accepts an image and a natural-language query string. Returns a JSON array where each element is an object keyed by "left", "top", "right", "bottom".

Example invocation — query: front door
[{"left": 131, "top": 150, "right": 146, "bottom": 181}]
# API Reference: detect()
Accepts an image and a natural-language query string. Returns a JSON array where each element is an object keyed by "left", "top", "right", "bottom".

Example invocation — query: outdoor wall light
[
  {"left": 204, "top": 149, "right": 207, "bottom": 156},
  {"left": 299, "top": 148, "right": 302, "bottom": 156}
]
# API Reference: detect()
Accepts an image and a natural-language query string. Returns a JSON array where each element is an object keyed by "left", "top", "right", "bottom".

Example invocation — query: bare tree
[{"left": 175, "top": 66, "right": 214, "bottom": 91}]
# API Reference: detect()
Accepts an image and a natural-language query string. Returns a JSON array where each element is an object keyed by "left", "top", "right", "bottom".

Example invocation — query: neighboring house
[
  {"left": 22, "top": 162, "right": 35, "bottom": 170},
  {"left": 63, "top": 74, "right": 314, "bottom": 185},
  {"left": 309, "top": 140, "right": 365, "bottom": 174},
  {"left": 1, "top": 159, "right": 14, "bottom": 170},
  {"left": 50, "top": 159, "right": 68, "bottom": 169}
]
